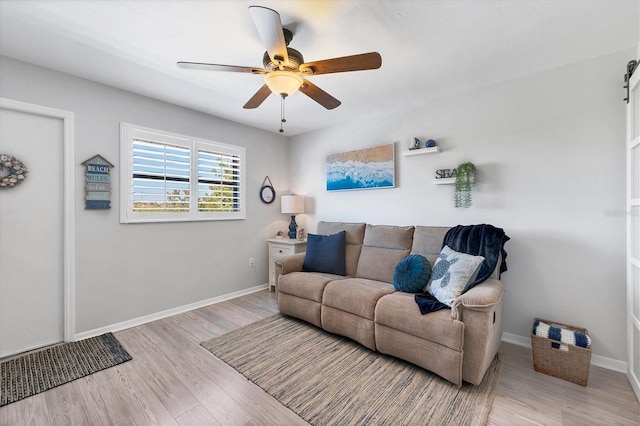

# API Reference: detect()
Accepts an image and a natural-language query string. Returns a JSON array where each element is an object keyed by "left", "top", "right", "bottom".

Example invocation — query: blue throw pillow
[
  {"left": 393, "top": 254, "right": 432, "bottom": 293},
  {"left": 302, "top": 231, "right": 347, "bottom": 276}
]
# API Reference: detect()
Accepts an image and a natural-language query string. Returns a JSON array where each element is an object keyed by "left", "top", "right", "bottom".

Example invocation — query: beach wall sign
[{"left": 82, "top": 155, "right": 114, "bottom": 209}]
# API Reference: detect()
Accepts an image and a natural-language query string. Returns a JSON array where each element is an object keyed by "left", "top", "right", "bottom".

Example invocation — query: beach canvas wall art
[{"left": 326, "top": 143, "right": 395, "bottom": 191}]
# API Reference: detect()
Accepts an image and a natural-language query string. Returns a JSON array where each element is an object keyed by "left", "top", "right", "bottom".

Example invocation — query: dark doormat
[{"left": 1, "top": 332, "right": 131, "bottom": 406}]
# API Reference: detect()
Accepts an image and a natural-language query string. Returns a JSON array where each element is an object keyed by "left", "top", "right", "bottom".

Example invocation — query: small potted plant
[
  {"left": 275, "top": 231, "right": 284, "bottom": 239},
  {"left": 454, "top": 162, "right": 477, "bottom": 208}
]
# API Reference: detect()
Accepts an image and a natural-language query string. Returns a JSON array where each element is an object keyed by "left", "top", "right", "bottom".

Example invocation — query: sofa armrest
[
  {"left": 276, "top": 252, "right": 306, "bottom": 275},
  {"left": 451, "top": 279, "right": 504, "bottom": 320},
  {"left": 453, "top": 278, "right": 505, "bottom": 385}
]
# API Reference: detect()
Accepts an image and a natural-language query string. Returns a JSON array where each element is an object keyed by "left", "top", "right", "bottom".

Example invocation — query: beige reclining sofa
[{"left": 276, "top": 221, "right": 504, "bottom": 386}]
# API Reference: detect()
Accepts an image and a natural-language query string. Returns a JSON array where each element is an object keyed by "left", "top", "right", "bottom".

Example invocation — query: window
[{"left": 120, "top": 123, "right": 245, "bottom": 223}]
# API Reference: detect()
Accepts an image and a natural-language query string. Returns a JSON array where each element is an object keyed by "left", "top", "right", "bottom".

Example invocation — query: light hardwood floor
[{"left": 1, "top": 290, "right": 638, "bottom": 425}]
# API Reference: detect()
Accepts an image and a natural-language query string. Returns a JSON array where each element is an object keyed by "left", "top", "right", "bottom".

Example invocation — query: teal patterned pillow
[{"left": 427, "top": 246, "right": 485, "bottom": 306}]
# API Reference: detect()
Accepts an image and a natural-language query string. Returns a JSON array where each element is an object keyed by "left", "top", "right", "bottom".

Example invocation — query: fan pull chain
[{"left": 279, "top": 95, "right": 287, "bottom": 133}]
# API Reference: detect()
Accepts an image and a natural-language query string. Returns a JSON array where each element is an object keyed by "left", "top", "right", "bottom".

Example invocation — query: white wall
[
  {"left": 0, "top": 46, "right": 634, "bottom": 361},
  {"left": 288, "top": 49, "right": 634, "bottom": 362},
  {"left": 0, "top": 56, "right": 290, "bottom": 334}
]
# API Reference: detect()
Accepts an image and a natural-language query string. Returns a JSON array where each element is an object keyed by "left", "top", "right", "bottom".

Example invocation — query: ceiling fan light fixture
[{"left": 264, "top": 71, "right": 303, "bottom": 97}]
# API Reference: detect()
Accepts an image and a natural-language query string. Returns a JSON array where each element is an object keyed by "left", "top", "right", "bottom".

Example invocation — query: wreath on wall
[{"left": 0, "top": 154, "right": 28, "bottom": 188}]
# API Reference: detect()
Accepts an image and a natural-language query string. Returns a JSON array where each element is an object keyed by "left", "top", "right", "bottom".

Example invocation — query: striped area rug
[
  {"left": 201, "top": 314, "right": 501, "bottom": 426},
  {"left": 1, "top": 333, "right": 131, "bottom": 406}
]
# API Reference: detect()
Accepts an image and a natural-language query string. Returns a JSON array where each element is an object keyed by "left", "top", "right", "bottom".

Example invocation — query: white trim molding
[
  {"left": 502, "top": 332, "right": 627, "bottom": 374},
  {"left": 75, "top": 284, "right": 268, "bottom": 340},
  {"left": 0, "top": 97, "right": 76, "bottom": 343}
]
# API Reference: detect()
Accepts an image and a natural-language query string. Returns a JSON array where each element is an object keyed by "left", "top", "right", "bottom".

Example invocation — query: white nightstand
[{"left": 267, "top": 238, "right": 307, "bottom": 292}]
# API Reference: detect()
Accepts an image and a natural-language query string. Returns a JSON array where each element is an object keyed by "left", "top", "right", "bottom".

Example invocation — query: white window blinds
[
  {"left": 120, "top": 123, "right": 245, "bottom": 223},
  {"left": 132, "top": 140, "right": 191, "bottom": 213},
  {"left": 197, "top": 148, "right": 241, "bottom": 212}
]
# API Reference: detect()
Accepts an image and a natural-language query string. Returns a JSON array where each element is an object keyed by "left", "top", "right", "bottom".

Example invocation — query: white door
[
  {"left": 0, "top": 106, "right": 65, "bottom": 357},
  {"left": 627, "top": 61, "right": 640, "bottom": 402}
]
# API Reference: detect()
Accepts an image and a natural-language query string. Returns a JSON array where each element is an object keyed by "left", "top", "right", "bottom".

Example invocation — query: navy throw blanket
[
  {"left": 415, "top": 224, "right": 510, "bottom": 315},
  {"left": 414, "top": 292, "right": 450, "bottom": 314}
]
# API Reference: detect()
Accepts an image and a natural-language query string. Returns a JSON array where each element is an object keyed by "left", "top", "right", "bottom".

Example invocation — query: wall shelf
[
  {"left": 433, "top": 178, "right": 456, "bottom": 185},
  {"left": 402, "top": 146, "right": 439, "bottom": 157}
]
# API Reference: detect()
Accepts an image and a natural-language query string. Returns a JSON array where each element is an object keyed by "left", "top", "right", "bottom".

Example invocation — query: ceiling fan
[{"left": 177, "top": 5, "right": 382, "bottom": 132}]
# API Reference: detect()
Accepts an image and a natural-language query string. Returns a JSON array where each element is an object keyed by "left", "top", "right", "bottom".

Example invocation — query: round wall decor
[
  {"left": 260, "top": 176, "right": 276, "bottom": 204},
  {"left": 0, "top": 154, "right": 28, "bottom": 188}
]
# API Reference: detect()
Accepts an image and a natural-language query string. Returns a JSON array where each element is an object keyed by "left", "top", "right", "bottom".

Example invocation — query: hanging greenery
[{"left": 454, "top": 162, "right": 477, "bottom": 208}]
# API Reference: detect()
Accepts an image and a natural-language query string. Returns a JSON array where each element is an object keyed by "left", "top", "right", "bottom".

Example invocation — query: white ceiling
[{"left": 0, "top": 1, "right": 638, "bottom": 136}]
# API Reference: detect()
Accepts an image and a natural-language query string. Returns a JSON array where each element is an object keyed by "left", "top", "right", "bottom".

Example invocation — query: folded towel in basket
[{"left": 533, "top": 320, "right": 591, "bottom": 349}]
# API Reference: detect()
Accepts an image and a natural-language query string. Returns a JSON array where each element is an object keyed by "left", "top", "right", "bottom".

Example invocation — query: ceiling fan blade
[
  {"left": 299, "top": 79, "right": 341, "bottom": 110},
  {"left": 248, "top": 6, "right": 289, "bottom": 65},
  {"left": 243, "top": 84, "right": 272, "bottom": 109},
  {"left": 300, "top": 52, "right": 382, "bottom": 75},
  {"left": 177, "top": 61, "right": 266, "bottom": 74}
]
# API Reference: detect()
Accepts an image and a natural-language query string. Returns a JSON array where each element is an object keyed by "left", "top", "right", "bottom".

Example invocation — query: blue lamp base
[{"left": 288, "top": 215, "right": 298, "bottom": 239}]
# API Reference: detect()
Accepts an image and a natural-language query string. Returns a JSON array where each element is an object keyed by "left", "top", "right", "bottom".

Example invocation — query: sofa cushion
[
  {"left": 322, "top": 278, "right": 396, "bottom": 320},
  {"left": 317, "top": 221, "right": 365, "bottom": 277},
  {"left": 393, "top": 254, "right": 432, "bottom": 293},
  {"left": 356, "top": 225, "right": 415, "bottom": 283},
  {"left": 363, "top": 224, "right": 415, "bottom": 249},
  {"left": 427, "top": 246, "right": 485, "bottom": 306},
  {"left": 303, "top": 231, "right": 346, "bottom": 276},
  {"left": 278, "top": 271, "right": 345, "bottom": 302},
  {"left": 375, "top": 292, "right": 464, "bottom": 352},
  {"left": 411, "top": 226, "right": 450, "bottom": 265},
  {"left": 318, "top": 221, "right": 366, "bottom": 245},
  {"left": 357, "top": 246, "right": 410, "bottom": 283}
]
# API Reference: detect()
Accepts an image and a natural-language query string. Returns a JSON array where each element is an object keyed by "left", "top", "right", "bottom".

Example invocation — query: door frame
[
  {"left": 627, "top": 65, "right": 640, "bottom": 402},
  {"left": 0, "top": 97, "right": 75, "bottom": 342}
]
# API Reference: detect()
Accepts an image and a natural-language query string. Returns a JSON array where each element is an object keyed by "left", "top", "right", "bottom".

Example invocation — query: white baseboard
[
  {"left": 1, "top": 337, "right": 62, "bottom": 359},
  {"left": 501, "top": 332, "right": 627, "bottom": 374},
  {"left": 75, "top": 284, "right": 269, "bottom": 341},
  {"left": 74, "top": 293, "right": 629, "bottom": 375},
  {"left": 501, "top": 332, "right": 531, "bottom": 348}
]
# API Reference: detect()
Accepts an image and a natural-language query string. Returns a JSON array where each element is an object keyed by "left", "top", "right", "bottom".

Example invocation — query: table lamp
[{"left": 281, "top": 195, "right": 305, "bottom": 239}]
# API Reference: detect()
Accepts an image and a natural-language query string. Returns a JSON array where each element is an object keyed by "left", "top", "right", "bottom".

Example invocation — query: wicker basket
[{"left": 531, "top": 318, "right": 591, "bottom": 386}]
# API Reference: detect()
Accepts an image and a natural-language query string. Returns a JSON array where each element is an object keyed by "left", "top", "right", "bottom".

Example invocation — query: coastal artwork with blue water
[{"left": 326, "top": 143, "right": 395, "bottom": 191}]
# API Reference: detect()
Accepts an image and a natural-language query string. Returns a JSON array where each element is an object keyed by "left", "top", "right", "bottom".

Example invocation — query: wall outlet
[{"left": 248, "top": 257, "right": 255, "bottom": 267}]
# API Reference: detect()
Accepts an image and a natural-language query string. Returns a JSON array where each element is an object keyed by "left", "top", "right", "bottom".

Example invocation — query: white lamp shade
[
  {"left": 265, "top": 71, "right": 303, "bottom": 97},
  {"left": 281, "top": 195, "right": 305, "bottom": 214}
]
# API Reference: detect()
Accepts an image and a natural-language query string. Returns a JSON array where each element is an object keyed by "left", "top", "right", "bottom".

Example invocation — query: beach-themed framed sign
[{"left": 82, "top": 154, "right": 114, "bottom": 209}]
